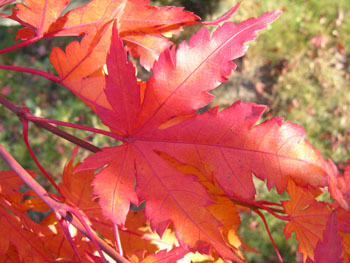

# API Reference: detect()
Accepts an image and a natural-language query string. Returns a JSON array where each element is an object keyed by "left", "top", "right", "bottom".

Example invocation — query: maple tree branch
[
  {"left": 256, "top": 200, "right": 283, "bottom": 207},
  {"left": 34, "top": 121, "right": 102, "bottom": 153},
  {"left": 0, "top": 143, "right": 130, "bottom": 263},
  {"left": 231, "top": 198, "right": 289, "bottom": 221},
  {"left": 0, "top": 94, "right": 101, "bottom": 153},
  {"left": 0, "top": 36, "right": 41, "bottom": 55},
  {"left": 24, "top": 114, "right": 123, "bottom": 140},
  {"left": 0, "top": 64, "right": 60, "bottom": 83}
]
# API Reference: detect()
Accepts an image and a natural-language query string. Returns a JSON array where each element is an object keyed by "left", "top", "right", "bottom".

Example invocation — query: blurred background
[{"left": 0, "top": 0, "right": 349, "bottom": 262}]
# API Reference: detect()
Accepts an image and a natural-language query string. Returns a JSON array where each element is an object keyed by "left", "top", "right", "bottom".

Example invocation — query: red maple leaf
[
  {"left": 0, "top": 169, "right": 35, "bottom": 194},
  {"left": 0, "top": 1, "right": 343, "bottom": 262},
  {"left": 283, "top": 180, "right": 331, "bottom": 261},
  {"left": 4, "top": 0, "right": 70, "bottom": 39},
  {"left": 308, "top": 212, "right": 344, "bottom": 263},
  {"left": 329, "top": 160, "right": 350, "bottom": 210},
  {"left": 70, "top": 7, "right": 334, "bottom": 260},
  {"left": 0, "top": 179, "right": 54, "bottom": 262}
]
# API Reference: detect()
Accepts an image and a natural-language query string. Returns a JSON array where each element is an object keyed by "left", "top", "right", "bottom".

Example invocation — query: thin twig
[
  {"left": 34, "top": 121, "right": 102, "bottom": 153},
  {"left": 20, "top": 115, "right": 63, "bottom": 195},
  {"left": 0, "top": 95, "right": 101, "bottom": 153},
  {"left": 58, "top": 218, "right": 84, "bottom": 263},
  {"left": 256, "top": 200, "right": 283, "bottom": 207},
  {"left": 0, "top": 64, "right": 61, "bottom": 83},
  {"left": 231, "top": 198, "right": 287, "bottom": 217},
  {"left": 25, "top": 114, "right": 123, "bottom": 140},
  {"left": 0, "top": 37, "right": 41, "bottom": 55},
  {"left": 255, "top": 209, "right": 283, "bottom": 263},
  {"left": 0, "top": 144, "right": 130, "bottom": 263},
  {"left": 115, "top": 224, "right": 124, "bottom": 256}
]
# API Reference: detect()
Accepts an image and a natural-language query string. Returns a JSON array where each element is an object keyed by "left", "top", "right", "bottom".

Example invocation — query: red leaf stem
[
  {"left": 231, "top": 198, "right": 288, "bottom": 220},
  {"left": 256, "top": 200, "right": 283, "bottom": 207},
  {"left": 256, "top": 204, "right": 289, "bottom": 220},
  {"left": 201, "top": 3, "right": 241, "bottom": 25},
  {"left": 58, "top": 218, "right": 84, "bottom": 263},
  {"left": 114, "top": 224, "right": 124, "bottom": 257},
  {"left": 0, "top": 94, "right": 101, "bottom": 153},
  {"left": 20, "top": 113, "right": 63, "bottom": 195},
  {"left": 0, "top": 64, "right": 60, "bottom": 83},
  {"left": 24, "top": 113, "right": 125, "bottom": 141},
  {"left": 69, "top": 207, "right": 108, "bottom": 263},
  {"left": 255, "top": 209, "right": 283, "bottom": 263},
  {"left": 0, "top": 36, "right": 41, "bottom": 55}
]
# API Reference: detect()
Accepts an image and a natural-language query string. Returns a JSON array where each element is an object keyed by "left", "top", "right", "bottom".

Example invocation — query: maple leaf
[
  {"left": 334, "top": 206, "right": 350, "bottom": 262},
  {"left": 0, "top": 169, "right": 35, "bottom": 194},
  {"left": 153, "top": 150, "right": 243, "bottom": 251},
  {"left": 306, "top": 212, "right": 344, "bottom": 263},
  {"left": 339, "top": 232, "right": 350, "bottom": 262},
  {"left": 40, "top": 212, "right": 101, "bottom": 262},
  {"left": 52, "top": 0, "right": 198, "bottom": 69},
  {"left": 6, "top": 0, "right": 198, "bottom": 36},
  {"left": 5, "top": 0, "right": 70, "bottom": 39},
  {"left": 123, "top": 34, "right": 172, "bottom": 71},
  {"left": 20, "top": 190, "right": 51, "bottom": 212},
  {"left": 49, "top": 22, "right": 115, "bottom": 112},
  {"left": 50, "top": 5, "right": 279, "bottom": 115},
  {"left": 0, "top": 194, "right": 54, "bottom": 262},
  {"left": 5, "top": 0, "right": 199, "bottom": 79},
  {"left": 283, "top": 180, "right": 331, "bottom": 262},
  {"left": 140, "top": 246, "right": 189, "bottom": 263},
  {"left": 329, "top": 160, "right": 350, "bottom": 210},
  {"left": 134, "top": 10, "right": 283, "bottom": 130},
  {"left": 134, "top": 104, "right": 331, "bottom": 199},
  {"left": 119, "top": 210, "right": 159, "bottom": 258},
  {"left": 35, "top": 152, "right": 117, "bottom": 262},
  {"left": 58, "top": 149, "right": 120, "bottom": 243},
  {"left": 74, "top": 7, "right": 338, "bottom": 261},
  {"left": 0, "top": 170, "right": 50, "bottom": 213},
  {"left": 0, "top": 170, "right": 66, "bottom": 261}
]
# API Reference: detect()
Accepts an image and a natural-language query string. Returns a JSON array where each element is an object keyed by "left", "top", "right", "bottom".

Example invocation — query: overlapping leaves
[
  {"left": 54, "top": 4, "right": 338, "bottom": 261},
  {"left": 2, "top": 0, "right": 199, "bottom": 70},
  {"left": 1, "top": 0, "right": 349, "bottom": 262}
]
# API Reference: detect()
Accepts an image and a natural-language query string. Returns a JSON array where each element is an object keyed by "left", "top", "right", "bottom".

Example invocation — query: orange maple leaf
[
  {"left": 7, "top": 0, "right": 199, "bottom": 71},
  {"left": 0, "top": 192, "right": 54, "bottom": 262},
  {"left": 0, "top": 169, "right": 35, "bottom": 194},
  {"left": 5, "top": 0, "right": 70, "bottom": 39},
  {"left": 283, "top": 180, "right": 331, "bottom": 262}
]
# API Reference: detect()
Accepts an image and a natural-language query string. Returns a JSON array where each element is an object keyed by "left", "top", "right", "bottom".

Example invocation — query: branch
[
  {"left": 0, "top": 144, "right": 130, "bottom": 263},
  {"left": 231, "top": 197, "right": 289, "bottom": 221},
  {"left": 0, "top": 94, "right": 101, "bottom": 153},
  {"left": 0, "top": 64, "right": 60, "bottom": 83},
  {"left": 0, "top": 36, "right": 41, "bottom": 55},
  {"left": 25, "top": 113, "right": 123, "bottom": 140}
]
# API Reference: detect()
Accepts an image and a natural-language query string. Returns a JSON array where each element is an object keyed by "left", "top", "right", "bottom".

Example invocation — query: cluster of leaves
[{"left": 0, "top": 0, "right": 349, "bottom": 262}]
